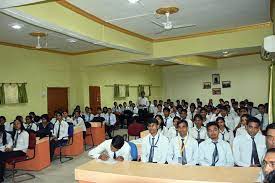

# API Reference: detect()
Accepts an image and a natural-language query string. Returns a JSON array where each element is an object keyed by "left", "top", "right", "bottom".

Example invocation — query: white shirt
[
  {"left": 52, "top": 120, "right": 69, "bottom": 140},
  {"left": 189, "top": 126, "right": 208, "bottom": 141},
  {"left": 218, "top": 129, "right": 234, "bottom": 145},
  {"left": 218, "top": 114, "right": 235, "bottom": 131},
  {"left": 187, "top": 111, "right": 196, "bottom": 121},
  {"left": 0, "top": 132, "right": 13, "bottom": 151},
  {"left": 167, "top": 135, "right": 199, "bottom": 165},
  {"left": 235, "top": 126, "right": 246, "bottom": 136},
  {"left": 180, "top": 118, "right": 193, "bottom": 129},
  {"left": 88, "top": 139, "right": 131, "bottom": 161},
  {"left": 255, "top": 113, "right": 269, "bottom": 130},
  {"left": 63, "top": 116, "right": 73, "bottom": 123},
  {"left": 158, "top": 126, "right": 169, "bottom": 138},
  {"left": 141, "top": 133, "right": 169, "bottom": 164},
  {"left": 163, "top": 116, "right": 173, "bottom": 129},
  {"left": 203, "top": 118, "right": 210, "bottom": 126},
  {"left": 50, "top": 117, "right": 57, "bottom": 124},
  {"left": 137, "top": 97, "right": 149, "bottom": 109},
  {"left": 104, "top": 113, "right": 117, "bottom": 126},
  {"left": 198, "top": 139, "right": 234, "bottom": 166},
  {"left": 154, "top": 111, "right": 164, "bottom": 117},
  {"left": 5, "top": 122, "right": 13, "bottom": 132},
  {"left": 84, "top": 113, "right": 94, "bottom": 122},
  {"left": 112, "top": 106, "right": 120, "bottom": 113},
  {"left": 248, "top": 108, "right": 259, "bottom": 117},
  {"left": 23, "top": 123, "right": 38, "bottom": 132},
  {"left": 153, "top": 106, "right": 158, "bottom": 115},
  {"left": 170, "top": 112, "right": 179, "bottom": 119},
  {"left": 73, "top": 117, "right": 86, "bottom": 132},
  {"left": 148, "top": 104, "right": 155, "bottom": 114},
  {"left": 132, "top": 107, "right": 139, "bottom": 116},
  {"left": 95, "top": 113, "right": 106, "bottom": 120},
  {"left": 166, "top": 126, "right": 178, "bottom": 141},
  {"left": 233, "top": 131, "right": 266, "bottom": 167},
  {"left": 13, "top": 130, "right": 29, "bottom": 153}
]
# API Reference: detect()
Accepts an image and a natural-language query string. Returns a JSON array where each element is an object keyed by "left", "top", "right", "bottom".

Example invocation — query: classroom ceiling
[
  {"left": 67, "top": 0, "right": 270, "bottom": 39},
  {"left": 132, "top": 59, "right": 178, "bottom": 66},
  {"left": 0, "top": 12, "right": 107, "bottom": 54}
]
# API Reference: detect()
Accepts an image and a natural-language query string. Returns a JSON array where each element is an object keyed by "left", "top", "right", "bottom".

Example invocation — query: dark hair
[
  {"left": 219, "top": 105, "right": 228, "bottom": 111},
  {"left": 206, "top": 122, "right": 219, "bottom": 130},
  {"left": 0, "top": 116, "right": 6, "bottom": 121},
  {"left": 29, "top": 112, "right": 36, "bottom": 116},
  {"left": 266, "top": 148, "right": 275, "bottom": 154},
  {"left": 157, "top": 104, "right": 162, "bottom": 108},
  {"left": 0, "top": 125, "right": 7, "bottom": 145},
  {"left": 12, "top": 118, "right": 25, "bottom": 139},
  {"left": 97, "top": 107, "right": 102, "bottom": 111},
  {"left": 181, "top": 109, "right": 187, "bottom": 113},
  {"left": 55, "top": 111, "right": 62, "bottom": 116},
  {"left": 155, "top": 115, "right": 164, "bottom": 130},
  {"left": 194, "top": 114, "right": 203, "bottom": 121},
  {"left": 173, "top": 116, "right": 181, "bottom": 122},
  {"left": 111, "top": 135, "right": 125, "bottom": 150},
  {"left": 177, "top": 120, "right": 188, "bottom": 128},
  {"left": 258, "top": 104, "right": 265, "bottom": 108},
  {"left": 41, "top": 114, "right": 49, "bottom": 121},
  {"left": 216, "top": 117, "right": 230, "bottom": 132},
  {"left": 239, "top": 106, "right": 248, "bottom": 112},
  {"left": 266, "top": 123, "right": 275, "bottom": 134},
  {"left": 163, "top": 107, "right": 170, "bottom": 112},
  {"left": 247, "top": 117, "right": 261, "bottom": 126},
  {"left": 147, "top": 118, "right": 158, "bottom": 125},
  {"left": 265, "top": 170, "right": 275, "bottom": 183},
  {"left": 200, "top": 108, "right": 207, "bottom": 113}
]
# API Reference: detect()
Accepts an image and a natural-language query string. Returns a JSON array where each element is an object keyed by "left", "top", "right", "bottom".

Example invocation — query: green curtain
[
  {"left": 268, "top": 63, "right": 275, "bottom": 123},
  {"left": 0, "top": 84, "right": 5, "bottom": 104},
  {"left": 125, "top": 85, "right": 129, "bottom": 97},
  {"left": 18, "top": 83, "right": 28, "bottom": 103},
  {"left": 114, "top": 84, "right": 120, "bottom": 98}
]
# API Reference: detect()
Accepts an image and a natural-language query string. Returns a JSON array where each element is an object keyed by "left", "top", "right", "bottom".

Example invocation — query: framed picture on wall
[
  {"left": 212, "top": 74, "right": 220, "bottom": 85},
  {"left": 203, "top": 82, "right": 211, "bottom": 89},
  {"left": 212, "top": 88, "right": 221, "bottom": 95},
  {"left": 222, "top": 81, "right": 231, "bottom": 88}
]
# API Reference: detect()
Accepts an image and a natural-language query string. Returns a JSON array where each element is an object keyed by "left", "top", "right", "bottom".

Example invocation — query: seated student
[
  {"left": 49, "top": 111, "right": 69, "bottom": 161},
  {"left": 84, "top": 106, "right": 94, "bottom": 123},
  {"left": 189, "top": 114, "right": 208, "bottom": 144},
  {"left": 170, "top": 106, "right": 179, "bottom": 119},
  {"left": 112, "top": 102, "right": 120, "bottom": 114},
  {"left": 50, "top": 111, "right": 58, "bottom": 124},
  {"left": 233, "top": 107, "right": 248, "bottom": 130},
  {"left": 209, "top": 108, "right": 220, "bottom": 122},
  {"left": 88, "top": 135, "right": 131, "bottom": 161},
  {"left": 247, "top": 102, "right": 259, "bottom": 117},
  {"left": 163, "top": 107, "right": 173, "bottom": 128},
  {"left": 24, "top": 115, "right": 38, "bottom": 132},
  {"left": 105, "top": 108, "right": 116, "bottom": 139},
  {"left": 95, "top": 107, "right": 106, "bottom": 119},
  {"left": 73, "top": 110, "right": 86, "bottom": 139},
  {"left": 179, "top": 109, "right": 193, "bottom": 128},
  {"left": 0, "top": 119, "right": 29, "bottom": 182},
  {"left": 216, "top": 117, "right": 234, "bottom": 145},
  {"left": 233, "top": 117, "right": 266, "bottom": 167},
  {"left": 200, "top": 108, "right": 210, "bottom": 126},
  {"left": 198, "top": 122, "right": 234, "bottom": 167},
  {"left": 167, "top": 120, "right": 199, "bottom": 165},
  {"left": 187, "top": 103, "right": 196, "bottom": 121},
  {"left": 266, "top": 123, "right": 275, "bottom": 149},
  {"left": 154, "top": 104, "right": 164, "bottom": 116},
  {"left": 62, "top": 110, "right": 73, "bottom": 123},
  {"left": 255, "top": 104, "right": 269, "bottom": 132},
  {"left": 141, "top": 118, "right": 169, "bottom": 164},
  {"left": 258, "top": 148, "right": 275, "bottom": 182},
  {"left": 37, "top": 114, "right": 53, "bottom": 138},
  {"left": 0, "top": 116, "right": 12, "bottom": 132},
  {"left": 218, "top": 106, "right": 235, "bottom": 131},
  {"left": 166, "top": 116, "right": 181, "bottom": 140},
  {"left": 235, "top": 114, "right": 250, "bottom": 136},
  {"left": 155, "top": 115, "right": 168, "bottom": 137},
  {"left": 132, "top": 103, "right": 139, "bottom": 117},
  {"left": 0, "top": 124, "right": 13, "bottom": 152}
]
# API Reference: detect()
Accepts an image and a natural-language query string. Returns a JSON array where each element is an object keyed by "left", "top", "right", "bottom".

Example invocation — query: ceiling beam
[{"left": 167, "top": 56, "right": 217, "bottom": 68}]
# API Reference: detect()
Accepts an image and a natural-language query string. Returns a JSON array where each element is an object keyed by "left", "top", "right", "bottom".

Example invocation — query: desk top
[{"left": 75, "top": 160, "right": 260, "bottom": 183}]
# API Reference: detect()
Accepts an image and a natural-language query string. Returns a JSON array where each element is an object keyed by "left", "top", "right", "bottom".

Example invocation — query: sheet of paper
[{"left": 96, "top": 158, "right": 117, "bottom": 165}]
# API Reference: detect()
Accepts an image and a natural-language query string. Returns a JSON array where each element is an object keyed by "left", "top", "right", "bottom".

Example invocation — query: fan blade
[
  {"left": 151, "top": 20, "right": 163, "bottom": 28},
  {"left": 172, "top": 24, "right": 196, "bottom": 29}
]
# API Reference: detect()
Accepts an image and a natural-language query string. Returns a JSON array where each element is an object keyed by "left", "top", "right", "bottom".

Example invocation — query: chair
[
  {"left": 6, "top": 132, "right": 36, "bottom": 183},
  {"left": 127, "top": 123, "right": 145, "bottom": 141},
  {"left": 128, "top": 142, "right": 138, "bottom": 161},
  {"left": 57, "top": 125, "right": 74, "bottom": 163}
]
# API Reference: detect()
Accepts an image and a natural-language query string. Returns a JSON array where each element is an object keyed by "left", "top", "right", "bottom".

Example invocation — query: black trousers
[
  {"left": 0, "top": 151, "right": 26, "bottom": 181},
  {"left": 105, "top": 125, "right": 114, "bottom": 139},
  {"left": 50, "top": 139, "right": 68, "bottom": 161}
]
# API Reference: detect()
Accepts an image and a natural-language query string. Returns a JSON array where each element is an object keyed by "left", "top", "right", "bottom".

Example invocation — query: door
[
  {"left": 89, "top": 86, "right": 101, "bottom": 114},
  {"left": 47, "top": 87, "right": 68, "bottom": 118}
]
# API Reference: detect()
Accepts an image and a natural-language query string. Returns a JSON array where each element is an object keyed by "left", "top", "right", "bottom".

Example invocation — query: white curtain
[
  {"left": 119, "top": 85, "right": 126, "bottom": 98},
  {"left": 4, "top": 84, "right": 19, "bottom": 104}
]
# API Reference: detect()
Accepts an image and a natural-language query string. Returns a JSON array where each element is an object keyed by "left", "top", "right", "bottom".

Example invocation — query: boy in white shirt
[
  {"left": 84, "top": 107, "right": 94, "bottom": 123},
  {"left": 163, "top": 107, "right": 173, "bottom": 128},
  {"left": 198, "top": 122, "right": 234, "bottom": 166},
  {"left": 154, "top": 104, "right": 163, "bottom": 117},
  {"left": 62, "top": 111, "right": 73, "bottom": 123},
  {"left": 200, "top": 108, "right": 210, "bottom": 126},
  {"left": 235, "top": 114, "right": 249, "bottom": 136},
  {"left": 166, "top": 116, "right": 181, "bottom": 140},
  {"left": 189, "top": 114, "right": 207, "bottom": 144},
  {"left": 73, "top": 110, "right": 87, "bottom": 139},
  {"left": 255, "top": 104, "right": 269, "bottom": 131},
  {"left": 24, "top": 115, "right": 38, "bottom": 132},
  {"left": 89, "top": 135, "right": 131, "bottom": 161},
  {"left": 218, "top": 106, "right": 235, "bottom": 131},
  {"left": 179, "top": 109, "right": 193, "bottom": 129},
  {"left": 141, "top": 118, "right": 169, "bottom": 164},
  {"left": 105, "top": 108, "right": 117, "bottom": 139},
  {"left": 187, "top": 104, "right": 196, "bottom": 121},
  {"left": 167, "top": 120, "right": 199, "bottom": 165}
]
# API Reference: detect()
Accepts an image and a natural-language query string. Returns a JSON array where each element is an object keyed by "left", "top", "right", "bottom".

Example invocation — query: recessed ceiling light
[
  {"left": 222, "top": 51, "right": 229, "bottom": 54},
  {"left": 11, "top": 24, "right": 22, "bottom": 30},
  {"left": 67, "top": 38, "right": 77, "bottom": 43},
  {"left": 128, "top": 0, "right": 140, "bottom": 4}
]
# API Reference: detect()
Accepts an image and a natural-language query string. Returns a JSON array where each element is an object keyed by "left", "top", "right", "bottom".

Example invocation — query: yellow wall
[{"left": 162, "top": 54, "right": 270, "bottom": 105}]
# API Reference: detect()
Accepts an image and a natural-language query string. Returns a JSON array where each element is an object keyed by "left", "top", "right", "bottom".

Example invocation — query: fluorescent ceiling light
[
  {"left": 128, "top": 0, "right": 140, "bottom": 4},
  {"left": 67, "top": 38, "right": 77, "bottom": 43},
  {"left": 11, "top": 24, "right": 22, "bottom": 30},
  {"left": 222, "top": 51, "right": 229, "bottom": 54}
]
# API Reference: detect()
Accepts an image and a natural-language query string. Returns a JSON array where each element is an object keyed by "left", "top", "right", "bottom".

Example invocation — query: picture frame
[
  {"left": 203, "top": 82, "right": 211, "bottom": 89},
  {"left": 222, "top": 81, "right": 231, "bottom": 88},
  {"left": 212, "top": 88, "right": 221, "bottom": 95},
  {"left": 212, "top": 74, "right": 220, "bottom": 85}
]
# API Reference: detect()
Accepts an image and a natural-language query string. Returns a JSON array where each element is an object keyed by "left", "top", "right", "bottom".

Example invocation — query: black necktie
[
  {"left": 13, "top": 131, "right": 19, "bottom": 148},
  {"left": 181, "top": 139, "right": 187, "bottom": 165},
  {"left": 113, "top": 152, "right": 116, "bottom": 159},
  {"left": 197, "top": 129, "right": 201, "bottom": 140},
  {"left": 221, "top": 132, "right": 225, "bottom": 141},
  {"left": 251, "top": 137, "right": 260, "bottom": 166},
  {"left": 260, "top": 114, "right": 264, "bottom": 130},
  {"left": 57, "top": 122, "right": 61, "bottom": 139},
  {"left": 165, "top": 118, "right": 167, "bottom": 126},
  {"left": 191, "top": 113, "right": 194, "bottom": 121},
  {"left": 211, "top": 142, "right": 219, "bottom": 166},
  {"left": 148, "top": 137, "right": 155, "bottom": 162}
]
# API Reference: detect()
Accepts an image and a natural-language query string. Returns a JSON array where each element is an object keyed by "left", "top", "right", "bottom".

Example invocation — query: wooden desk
[
  {"left": 7, "top": 137, "right": 50, "bottom": 171},
  {"left": 85, "top": 122, "right": 105, "bottom": 146},
  {"left": 75, "top": 160, "right": 260, "bottom": 183},
  {"left": 55, "top": 127, "right": 84, "bottom": 156}
]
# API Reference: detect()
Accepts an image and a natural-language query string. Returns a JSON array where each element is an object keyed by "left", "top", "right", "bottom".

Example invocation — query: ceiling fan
[
  {"left": 30, "top": 32, "right": 59, "bottom": 49},
  {"left": 151, "top": 7, "right": 196, "bottom": 34}
]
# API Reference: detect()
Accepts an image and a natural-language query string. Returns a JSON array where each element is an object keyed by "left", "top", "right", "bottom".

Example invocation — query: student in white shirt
[
  {"left": 73, "top": 110, "right": 87, "bottom": 139},
  {"left": 210, "top": 107, "right": 220, "bottom": 122},
  {"left": 0, "top": 116, "right": 12, "bottom": 133},
  {"left": 89, "top": 135, "right": 131, "bottom": 161},
  {"left": 95, "top": 107, "right": 106, "bottom": 120},
  {"left": 155, "top": 115, "right": 168, "bottom": 138},
  {"left": 112, "top": 102, "right": 120, "bottom": 113},
  {"left": 84, "top": 107, "right": 94, "bottom": 123},
  {"left": 0, "top": 125, "right": 13, "bottom": 152},
  {"left": 216, "top": 117, "right": 234, "bottom": 145},
  {"left": 235, "top": 114, "right": 249, "bottom": 136},
  {"left": 132, "top": 103, "right": 139, "bottom": 117},
  {"left": 163, "top": 107, "right": 173, "bottom": 128},
  {"left": 179, "top": 109, "right": 193, "bottom": 129},
  {"left": 189, "top": 114, "right": 207, "bottom": 144},
  {"left": 218, "top": 106, "right": 235, "bottom": 131},
  {"left": 233, "top": 107, "right": 248, "bottom": 130},
  {"left": 152, "top": 100, "right": 158, "bottom": 115},
  {"left": 24, "top": 115, "right": 38, "bottom": 132},
  {"left": 141, "top": 118, "right": 169, "bottom": 164},
  {"left": 0, "top": 119, "right": 29, "bottom": 182},
  {"left": 247, "top": 102, "right": 259, "bottom": 117},
  {"left": 233, "top": 117, "right": 266, "bottom": 167},
  {"left": 62, "top": 110, "right": 73, "bottom": 124},
  {"left": 166, "top": 116, "right": 181, "bottom": 140},
  {"left": 167, "top": 120, "right": 199, "bottom": 165},
  {"left": 198, "top": 122, "right": 234, "bottom": 167},
  {"left": 105, "top": 108, "right": 117, "bottom": 139},
  {"left": 200, "top": 108, "right": 210, "bottom": 126},
  {"left": 148, "top": 101, "right": 155, "bottom": 114},
  {"left": 50, "top": 111, "right": 69, "bottom": 162},
  {"left": 255, "top": 104, "right": 269, "bottom": 131},
  {"left": 170, "top": 106, "right": 179, "bottom": 119},
  {"left": 187, "top": 104, "right": 196, "bottom": 121},
  {"left": 154, "top": 104, "right": 164, "bottom": 117},
  {"left": 137, "top": 91, "right": 149, "bottom": 115}
]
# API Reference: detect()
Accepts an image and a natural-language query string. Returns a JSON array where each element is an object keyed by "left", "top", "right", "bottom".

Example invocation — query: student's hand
[
  {"left": 115, "top": 156, "right": 124, "bottom": 161},
  {"left": 5, "top": 147, "right": 13, "bottom": 152},
  {"left": 99, "top": 154, "right": 109, "bottom": 161}
]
